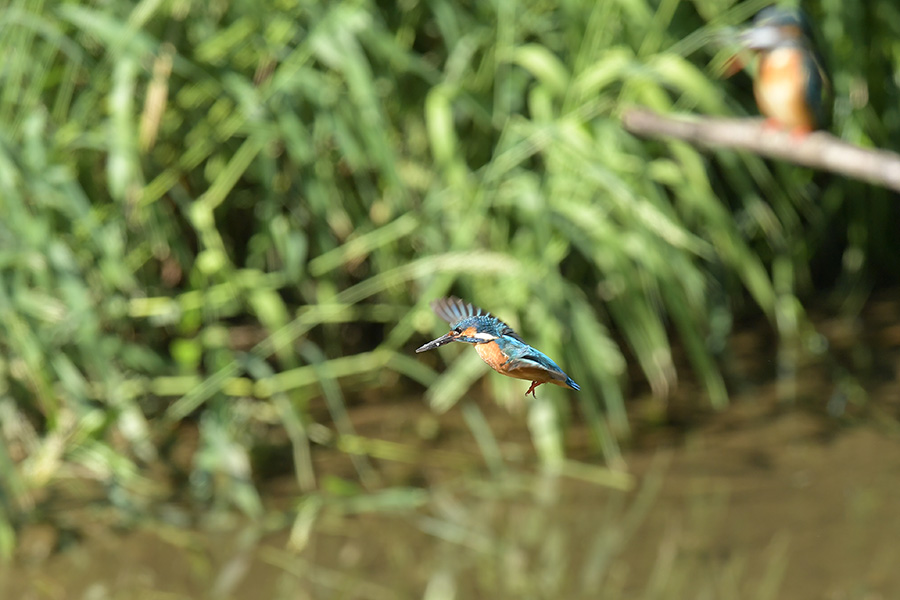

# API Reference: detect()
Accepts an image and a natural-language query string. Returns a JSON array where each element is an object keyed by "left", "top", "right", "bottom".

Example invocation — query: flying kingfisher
[
  {"left": 416, "top": 297, "right": 580, "bottom": 397},
  {"left": 739, "top": 6, "right": 831, "bottom": 134}
]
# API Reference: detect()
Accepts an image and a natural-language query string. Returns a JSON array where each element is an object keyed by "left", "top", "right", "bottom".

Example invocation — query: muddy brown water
[{"left": 3, "top": 296, "right": 900, "bottom": 599}]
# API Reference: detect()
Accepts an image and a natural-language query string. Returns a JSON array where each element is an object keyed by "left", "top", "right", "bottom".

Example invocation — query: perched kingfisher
[
  {"left": 739, "top": 6, "right": 831, "bottom": 134},
  {"left": 416, "top": 297, "right": 580, "bottom": 397}
]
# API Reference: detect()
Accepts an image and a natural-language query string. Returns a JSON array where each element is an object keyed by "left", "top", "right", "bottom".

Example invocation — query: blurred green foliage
[{"left": 0, "top": 0, "right": 898, "bottom": 553}]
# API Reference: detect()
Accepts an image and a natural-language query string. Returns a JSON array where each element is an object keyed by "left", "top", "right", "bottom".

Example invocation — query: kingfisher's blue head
[
  {"left": 739, "top": 7, "right": 815, "bottom": 50},
  {"left": 415, "top": 297, "right": 522, "bottom": 352}
]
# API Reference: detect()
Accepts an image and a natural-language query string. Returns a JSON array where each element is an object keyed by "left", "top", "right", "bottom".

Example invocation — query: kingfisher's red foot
[
  {"left": 525, "top": 381, "right": 544, "bottom": 398},
  {"left": 789, "top": 125, "right": 813, "bottom": 139},
  {"left": 761, "top": 119, "right": 812, "bottom": 138}
]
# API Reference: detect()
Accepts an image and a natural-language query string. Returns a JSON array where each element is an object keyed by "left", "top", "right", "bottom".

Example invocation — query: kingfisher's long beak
[{"left": 416, "top": 332, "right": 457, "bottom": 353}]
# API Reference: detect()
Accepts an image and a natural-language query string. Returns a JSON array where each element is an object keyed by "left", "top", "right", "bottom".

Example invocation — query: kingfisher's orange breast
[
  {"left": 756, "top": 47, "right": 815, "bottom": 131},
  {"left": 474, "top": 341, "right": 509, "bottom": 373}
]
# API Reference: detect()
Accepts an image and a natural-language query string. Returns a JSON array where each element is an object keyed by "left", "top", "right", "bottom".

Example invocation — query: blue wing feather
[
  {"left": 494, "top": 336, "right": 579, "bottom": 389},
  {"left": 803, "top": 50, "right": 831, "bottom": 128}
]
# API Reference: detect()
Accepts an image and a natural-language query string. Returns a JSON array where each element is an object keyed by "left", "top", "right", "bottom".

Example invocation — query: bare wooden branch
[{"left": 622, "top": 108, "right": 900, "bottom": 193}]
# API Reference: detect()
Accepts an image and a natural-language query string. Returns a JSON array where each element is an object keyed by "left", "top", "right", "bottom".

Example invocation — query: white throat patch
[{"left": 472, "top": 332, "right": 497, "bottom": 342}]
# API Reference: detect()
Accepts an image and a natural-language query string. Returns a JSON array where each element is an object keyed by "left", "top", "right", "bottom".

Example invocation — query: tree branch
[{"left": 622, "top": 108, "right": 900, "bottom": 193}]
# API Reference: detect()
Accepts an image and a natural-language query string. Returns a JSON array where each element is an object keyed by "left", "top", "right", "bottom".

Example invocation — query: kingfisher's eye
[{"left": 453, "top": 327, "right": 462, "bottom": 334}]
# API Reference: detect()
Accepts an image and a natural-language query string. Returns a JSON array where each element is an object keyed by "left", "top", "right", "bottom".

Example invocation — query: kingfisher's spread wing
[
  {"left": 430, "top": 296, "right": 485, "bottom": 325},
  {"left": 430, "top": 297, "right": 524, "bottom": 342}
]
